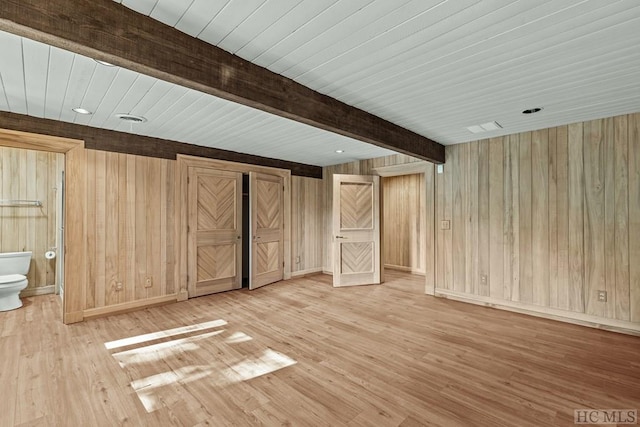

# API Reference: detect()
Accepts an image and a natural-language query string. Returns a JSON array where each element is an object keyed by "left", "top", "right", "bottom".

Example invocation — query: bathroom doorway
[
  {"left": 0, "top": 128, "right": 84, "bottom": 323},
  {"left": 0, "top": 146, "right": 64, "bottom": 299}
]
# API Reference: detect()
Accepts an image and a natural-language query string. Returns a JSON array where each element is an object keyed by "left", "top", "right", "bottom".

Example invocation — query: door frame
[
  {"left": 0, "top": 128, "right": 85, "bottom": 323},
  {"left": 372, "top": 161, "right": 436, "bottom": 296},
  {"left": 176, "top": 155, "right": 292, "bottom": 300}
]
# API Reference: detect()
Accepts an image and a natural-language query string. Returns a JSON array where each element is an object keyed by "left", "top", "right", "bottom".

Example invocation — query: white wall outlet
[
  {"left": 440, "top": 220, "right": 450, "bottom": 230},
  {"left": 597, "top": 290, "right": 607, "bottom": 302},
  {"left": 145, "top": 277, "right": 153, "bottom": 288}
]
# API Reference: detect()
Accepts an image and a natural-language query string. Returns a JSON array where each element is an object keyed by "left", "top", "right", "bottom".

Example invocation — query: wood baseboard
[
  {"left": 21, "top": 285, "right": 55, "bottom": 297},
  {"left": 291, "top": 268, "right": 323, "bottom": 278},
  {"left": 435, "top": 289, "right": 640, "bottom": 336},
  {"left": 83, "top": 294, "right": 178, "bottom": 321},
  {"left": 384, "top": 264, "right": 426, "bottom": 275}
]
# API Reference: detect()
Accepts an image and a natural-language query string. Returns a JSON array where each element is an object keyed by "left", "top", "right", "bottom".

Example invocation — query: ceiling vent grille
[{"left": 116, "top": 113, "right": 147, "bottom": 123}]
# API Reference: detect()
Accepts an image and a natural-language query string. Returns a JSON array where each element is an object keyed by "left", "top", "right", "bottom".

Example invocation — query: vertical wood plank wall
[
  {"left": 83, "top": 150, "right": 175, "bottom": 310},
  {"left": 436, "top": 113, "right": 640, "bottom": 324},
  {"left": 382, "top": 174, "right": 426, "bottom": 273},
  {"left": 291, "top": 176, "right": 324, "bottom": 276},
  {"left": 0, "top": 146, "right": 63, "bottom": 294},
  {"left": 323, "top": 154, "right": 430, "bottom": 274}
]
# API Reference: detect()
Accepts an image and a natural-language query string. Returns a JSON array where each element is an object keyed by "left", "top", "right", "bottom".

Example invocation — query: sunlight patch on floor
[
  {"left": 112, "top": 329, "right": 226, "bottom": 366},
  {"left": 104, "top": 319, "right": 228, "bottom": 350},
  {"left": 225, "top": 331, "right": 253, "bottom": 344},
  {"left": 130, "top": 348, "right": 297, "bottom": 413}
]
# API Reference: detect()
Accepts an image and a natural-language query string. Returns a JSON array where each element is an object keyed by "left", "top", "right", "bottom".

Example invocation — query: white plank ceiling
[{"left": 2, "top": 0, "right": 640, "bottom": 166}]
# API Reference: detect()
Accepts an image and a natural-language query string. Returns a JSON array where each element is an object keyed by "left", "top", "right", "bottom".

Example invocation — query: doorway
[
  {"left": 373, "top": 161, "right": 436, "bottom": 296},
  {"left": 177, "top": 155, "right": 291, "bottom": 299}
]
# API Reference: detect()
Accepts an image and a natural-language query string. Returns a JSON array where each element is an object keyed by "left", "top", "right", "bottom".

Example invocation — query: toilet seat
[{"left": 0, "top": 274, "right": 26, "bottom": 284}]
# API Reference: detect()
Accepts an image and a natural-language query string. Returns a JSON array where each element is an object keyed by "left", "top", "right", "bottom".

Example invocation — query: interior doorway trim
[
  {"left": 0, "top": 128, "right": 85, "bottom": 323},
  {"left": 176, "top": 155, "right": 292, "bottom": 300},
  {"left": 372, "top": 161, "right": 436, "bottom": 296}
]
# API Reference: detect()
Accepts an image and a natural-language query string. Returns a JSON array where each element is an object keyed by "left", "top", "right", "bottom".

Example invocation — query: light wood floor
[{"left": 1, "top": 272, "right": 639, "bottom": 426}]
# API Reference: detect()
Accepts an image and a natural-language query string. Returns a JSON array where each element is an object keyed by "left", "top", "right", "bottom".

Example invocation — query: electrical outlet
[
  {"left": 144, "top": 277, "right": 153, "bottom": 288},
  {"left": 597, "top": 290, "right": 607, "bottom": 302},
  {"left": 440, "top": 220, "right": 450, "bottom": 230},
  {"left": 115, "top": 282, "right": 123, "bottom": 291},
  {"left": 295, "top": 256, "right": 301, "bottom": 264},
  {"left": 480, "top": 275, "right": 487, "bottom": 285}
]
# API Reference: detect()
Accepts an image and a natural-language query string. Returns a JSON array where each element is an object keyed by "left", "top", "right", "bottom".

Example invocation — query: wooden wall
[
  {"left": 83, "top": 150, "right": 175, "bottom": 311},
  {"left": 291, "top": 176, "right": 324, "bottom": 276},
  {"left": 323, "top": 154, "right": 432, "bottom": 274},
  {"left": 382, "top": 174, "right": 426, "bottom": 273},
  {"left": 436, "top": 113, "right": 640, "bottom": 325},
  {"left": 0, "top": 146, "right": 63, "bottom": 295}
]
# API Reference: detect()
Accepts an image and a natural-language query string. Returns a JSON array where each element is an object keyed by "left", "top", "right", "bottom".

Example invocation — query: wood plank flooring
[{"left": 1, "top": 272, "right": 639, "bottom": 426}]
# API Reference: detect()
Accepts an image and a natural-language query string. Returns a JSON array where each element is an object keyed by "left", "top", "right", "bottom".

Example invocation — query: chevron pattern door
[
  {"left": 333, "top": 174, "right": 381, "bottom": 287},
  {"left": 250, "top": 172, "right": 284, "bottom": 290},
  {"left": 188, "top": 167, "right": 242, "bottom": 297}
]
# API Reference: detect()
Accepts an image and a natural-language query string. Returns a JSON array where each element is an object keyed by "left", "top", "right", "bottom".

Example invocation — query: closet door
[
  {"left": 188, "top": 167, "right": 242, "bottom": 297},
  {"left": 332, "top": 174, "right": 381, "bottom": 287},
  {"left": 249, "top": 172, "right": 284, "bottom": 290}
]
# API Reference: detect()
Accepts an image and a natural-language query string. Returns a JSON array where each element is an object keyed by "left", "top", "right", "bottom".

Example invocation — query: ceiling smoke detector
[{"left": 115, "top": 113, "right": 147, "bottom": 123}]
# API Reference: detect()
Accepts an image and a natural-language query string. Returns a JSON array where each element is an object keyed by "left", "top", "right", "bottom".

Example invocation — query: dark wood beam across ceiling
[
  {"left": 0, "top": 0, "right": 445, "bottom": 164},
  {"left": 0, "top": 111, "right": 323, "bottom": 178}
]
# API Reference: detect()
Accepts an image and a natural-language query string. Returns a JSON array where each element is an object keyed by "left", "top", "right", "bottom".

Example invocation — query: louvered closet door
[
  {"left": 188, "top": 167, "right": 242, "bottom": 297},
  {"left": 333, "top": 174, "right": 381, "bottom": 287},
  {"left": 249, "top": 172, "right": 284, "bottom": 290}
]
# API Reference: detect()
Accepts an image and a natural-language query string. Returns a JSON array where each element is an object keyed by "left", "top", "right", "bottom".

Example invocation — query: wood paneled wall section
[
  {"left": 436, "top": 113, "right": 640, "bottom": 324},
  {"left": 84, "top": 150, "right": 175, "bottom": 309},
  {"left": 291, "top": 176, "right": 324, "bottom": 275},
  {"left": 382, "top": 174, "right": 426, "bottom": 273},
  {"left": 323, "top": 154, "right": 429, "bottom": 273},
  {"left": 0, "top": 146, "right": 63, "bottom": 293}
]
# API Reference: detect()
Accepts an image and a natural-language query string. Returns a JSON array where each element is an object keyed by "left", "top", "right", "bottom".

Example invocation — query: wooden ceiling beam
[
  {"left": 0, "top": 112, "right": 322, "bottom": 178},
  {"left": 0, "top": 0, "right": 445, "bottom": 164}
]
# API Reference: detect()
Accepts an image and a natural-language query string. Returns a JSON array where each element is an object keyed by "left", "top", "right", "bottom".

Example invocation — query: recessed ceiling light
[
  {"left": 115, "top": 113, "right": 147, "bottom": 123},
  {"left": 72, "top": 107, "right": 92, "bottom": 115},
  {"left": 522, "top": 107, "right": 543, "bottom": 114},
  {"left": 335, "top": 149, "right": 344, "bottom": 153},
  {"left": 95, "top": 59, "right": 115, "bottom": 67}
]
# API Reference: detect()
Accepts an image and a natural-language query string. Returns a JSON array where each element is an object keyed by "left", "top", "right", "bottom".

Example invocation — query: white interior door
[
  {"left": 333, "top": 174, "right": 381, "bottom": 287},
  {"left": 249, "top": 172, "right": 284, "bottom": 290},
  {"left": 188, "top": 167, "right": 242, "bottom": 297}
]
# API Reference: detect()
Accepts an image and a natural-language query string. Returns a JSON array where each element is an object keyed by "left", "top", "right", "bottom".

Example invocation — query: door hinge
[
  {"left": 283, "top": 261, "right": 285, "bottom": 267},
  {"left": 187, "top": 225, "right": 190, "bottom": 233},
  {"left": 187, "top": 177, "right": 190, "bottom": 184}
]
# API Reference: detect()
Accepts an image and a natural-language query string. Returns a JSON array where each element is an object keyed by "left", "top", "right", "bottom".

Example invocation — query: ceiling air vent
[
  {"left": 115, "top": 113, "right": 147, "bottom": 123},
  {"left": 466, "top": 121, "right": 502, "bottom": 134}
]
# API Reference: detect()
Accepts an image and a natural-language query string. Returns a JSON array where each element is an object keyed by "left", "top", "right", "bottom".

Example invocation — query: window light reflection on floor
[
  {"left": 104, "top": 319, "right": 228, "bottom": 350},
  {"left": 130, "top": 349, "right": 297, "bottom": 413},
  {"left": 112, "top": 329, "right": 226, "bottom": 367}
]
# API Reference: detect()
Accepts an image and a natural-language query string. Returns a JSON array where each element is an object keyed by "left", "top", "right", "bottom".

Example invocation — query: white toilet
[{"left": 0, "top": 251, "right": 32, "bottom": 311}]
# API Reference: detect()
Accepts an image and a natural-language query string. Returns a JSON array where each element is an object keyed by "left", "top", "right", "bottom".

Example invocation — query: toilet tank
[{"left": 0, "top": 252, "right": 32, "bottom": 276}]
